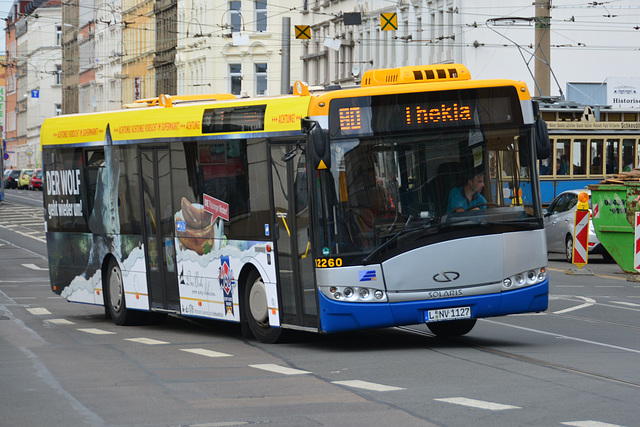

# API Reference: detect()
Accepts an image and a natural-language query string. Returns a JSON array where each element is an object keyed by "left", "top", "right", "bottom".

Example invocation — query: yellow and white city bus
[{"left": 41, "top": 64, "right": 549, "bottom": 342}]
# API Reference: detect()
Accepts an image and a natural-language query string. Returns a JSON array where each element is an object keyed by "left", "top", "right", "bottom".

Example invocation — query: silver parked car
[{"left": 544, "top": 189, "right": 612, "bottom": 262}]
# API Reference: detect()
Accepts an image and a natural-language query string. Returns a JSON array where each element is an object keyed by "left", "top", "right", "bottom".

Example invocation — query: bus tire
[
  {"left": 427, "top": 319, "right": 477, "bottom": 337},
  {"left": 244, "top": 270, "right": 282, "bottom": 343},
  {"left": 105, "top": 258, "right": 139, "bottom": 326}
]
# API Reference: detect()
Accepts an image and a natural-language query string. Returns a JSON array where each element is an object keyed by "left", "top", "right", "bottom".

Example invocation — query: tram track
[{"left": 396, "top": 325, "right": 640, "bottom": 391}]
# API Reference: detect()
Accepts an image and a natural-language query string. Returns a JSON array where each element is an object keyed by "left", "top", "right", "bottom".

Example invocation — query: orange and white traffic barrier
[{"left": 573, "top": 192, "right": 590, "bottom": 268}]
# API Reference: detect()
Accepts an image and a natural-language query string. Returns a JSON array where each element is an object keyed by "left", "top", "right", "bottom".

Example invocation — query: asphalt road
[{"left": 1, "top": 188, "right": 639, "bottom": 427}]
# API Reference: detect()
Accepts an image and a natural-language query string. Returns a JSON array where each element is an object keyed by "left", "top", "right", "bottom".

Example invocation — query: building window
[
  {"left": 255, "top": 0, "right": 267, "bottom": 32},
  {"left": 256, "top": 63, "right": 267, "bottom": 95},
  {"left": 55, "top": 65, "right": 62, "bottom": 85},
  {"left": 56, "top": 25, "right": 62, "bottom": 46},
  {"left": 55, "top": 104, "right": 62, "bottom": 116},
  {"left": 229, "top": 1, "right": 242, "bottom": 32},
  {"left": 230, "top": 64, "right": 242, "bottom": 95}
]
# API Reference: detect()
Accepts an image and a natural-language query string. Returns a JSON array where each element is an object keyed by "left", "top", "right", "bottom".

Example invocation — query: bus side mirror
[
  {"left": 534, "top": 117, "right": 551, "bottom": 160},
  {"left": 302, "top": 118, "right": 331, "bottom": 170}
]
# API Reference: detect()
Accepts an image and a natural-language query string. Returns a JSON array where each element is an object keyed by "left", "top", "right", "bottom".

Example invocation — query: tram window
[
  {"left": 539, "top": 138, "right": 552, "bottom": 175},
  {"left": 606, "top": 139, "right": 619, "bottom": 174},
  {"left": 590, "top": 139, "right": 603, "bottom": 175},
  {"left": 556, "top": 139, "right": 570, "bottom": 175},
  {"left": 622, "top": 139, "right": 635, "bottom": 171},
  {"left": 572, "top": 139, "right": 587, "bottom": 175}
]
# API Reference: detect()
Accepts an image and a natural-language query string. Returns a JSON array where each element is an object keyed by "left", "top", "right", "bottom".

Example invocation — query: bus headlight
[
  {"left": 321, "top": 286, "right": 387, "bottom": 302},
  {"left": 502, "top": 266, "right": 547, "bottom": 290}
]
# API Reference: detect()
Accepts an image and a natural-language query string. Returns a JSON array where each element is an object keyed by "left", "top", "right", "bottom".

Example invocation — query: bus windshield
[{"left": 315, "top": 126, "right": 542, "bottom": 263}]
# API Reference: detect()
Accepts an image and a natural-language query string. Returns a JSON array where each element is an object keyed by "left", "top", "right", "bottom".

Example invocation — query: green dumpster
[{"left": 588, "top": 182, "right": 640, "bottom": 273}]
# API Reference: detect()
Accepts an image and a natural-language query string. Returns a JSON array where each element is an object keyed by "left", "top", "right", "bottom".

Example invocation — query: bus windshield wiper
[{"left": 362, "top": 220, "right": 435, "bottom": 264}]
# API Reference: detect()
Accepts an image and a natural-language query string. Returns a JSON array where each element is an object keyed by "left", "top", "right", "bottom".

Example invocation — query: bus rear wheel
[
  {"left": 427, "top": 319, "right": 477, "bottom": 337},
  {"left": 244, "top": 270, "right": 282, "bottom": 343},
  {"left": 105, "top": 258, "right": 139, "bottom": 326}
]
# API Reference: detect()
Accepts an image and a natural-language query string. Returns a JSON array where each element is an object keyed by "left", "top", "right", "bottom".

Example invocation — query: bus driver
[{"left": 447, "top": 171, "right": 486, "bottom": 213}]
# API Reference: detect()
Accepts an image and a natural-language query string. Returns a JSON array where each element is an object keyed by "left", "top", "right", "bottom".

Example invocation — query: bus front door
[
  {"left": 140, "top": 147, "right": 179, "bottom": 312},
  {"left": 270, "top": 143, "right": 318, "bottom": 329}
]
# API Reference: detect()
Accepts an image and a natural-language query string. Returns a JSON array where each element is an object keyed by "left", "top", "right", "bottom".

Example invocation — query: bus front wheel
[
  {"left": 244, "top": 270, "right": 282, "bottom": 343},
  {"left": 105, "top": 258, "right": 139, "bottom": 326},
  {"left": 427, "top": 319, "right": 477, "bottom": 337}
]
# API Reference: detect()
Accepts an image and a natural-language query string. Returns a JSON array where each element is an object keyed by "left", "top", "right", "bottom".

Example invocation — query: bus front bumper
[{"left": 318, "top": 279, "right": 549, "bottom": 334}]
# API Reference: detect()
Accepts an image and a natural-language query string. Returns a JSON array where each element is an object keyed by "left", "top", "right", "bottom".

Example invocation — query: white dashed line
[
  {"left": 180, "top": 348, "right": 233, "bottom": 358},
  {"left": 332, "top": 380, "right": 405, "bottom": 391},
  {"left": 45, "top": 318, "right": 75, "bottom": 325},
  {"left": 21, "top": 263, "right": 48, "bottom": 270},
  {"left": 126, "top": 338, "right": 170, "bottom": 345},
  {"left": 561, "top": 421, "right": 627, "bottom": 427},
  {"left": 78, "top": 328, "right": 116, "bottom": 335},
  {"left": 27, "top": 307, "right": 51, "bottom": 315},
  {"left": 249, "top": 364, "right": 310, "bottom": 375},
  {"left": 434, "top": 397, "right": 520, "bottom": 411},
  {"left": 611, "top": 301, "right": 640, "bottom": 307}
]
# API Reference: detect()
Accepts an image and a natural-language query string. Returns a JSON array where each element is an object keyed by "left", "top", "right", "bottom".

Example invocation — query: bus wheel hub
[{"left": 249, "top": 280, "right": 268, "bottom": 323}]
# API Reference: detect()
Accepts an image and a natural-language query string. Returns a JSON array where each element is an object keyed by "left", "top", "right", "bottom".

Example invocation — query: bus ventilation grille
[{"left": 361, "top": 64, "right": 471, "bottom": 87}]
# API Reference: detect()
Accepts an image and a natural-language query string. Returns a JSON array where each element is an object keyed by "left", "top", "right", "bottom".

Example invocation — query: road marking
[
  {"left": 126, "top": 338, "right": 170, "bottom": 345},
  {"left": 22, "top": 263, "right": 48, "bottom": 271},
  {"left": 78, "top": 328, "right": 116, "bottom": 335},
  {"left": 180, "top": 348, "right": 233, "bottom": 358},
  {"left": 46, "top": 319, "right": 75, "bottom": 325},
  {"left": 332, "top": 380, "right": 405, "bottom": 391},
  {"left": 27, "top": 307, "right": 51, "bottom": 315},
  {"left": 611, "top": 301, "right": 640, "bottom": 307},
  {"left": 249, "top": 364, "right": 310, "bottom": 375},
  {"left": 434, "top": 397, "right": 520, "bottom": 410},
  {"left": 553, "top": 296, "right": 596, "bottom": 314},
  {"left": 2, "top": 227, "right": 46, "bottom": 243},
  {"left": 561, "top": 421, "right": 626, "bottom": 427},
  {"left": 483, "top": 319, "right": 640, "bottom": 354}
]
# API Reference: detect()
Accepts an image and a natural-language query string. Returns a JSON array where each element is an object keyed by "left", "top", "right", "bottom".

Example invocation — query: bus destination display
[{"left": 329, "top": 87, "right": 520, "bottom": 138}]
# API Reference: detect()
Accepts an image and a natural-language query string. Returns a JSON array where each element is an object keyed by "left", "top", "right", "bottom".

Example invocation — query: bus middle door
[
  {"left": 269, "top": 142, "right": 318, "bottom": 330},
  {"left": 140, "top": 146, "right": 179, "bottom": 312}
]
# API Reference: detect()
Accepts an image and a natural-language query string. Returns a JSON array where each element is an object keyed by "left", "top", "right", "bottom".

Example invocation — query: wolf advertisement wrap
[{"left": 45, "top": 128, "right": 279, "bottom": 325}]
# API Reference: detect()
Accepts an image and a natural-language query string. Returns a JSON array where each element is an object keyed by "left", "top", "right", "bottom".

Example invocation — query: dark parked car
[
  {"left": 29, "top": 168, "right": 43, "bottom": 190},
  {"left": 4, "top": 169, "right": 21, "bottom": 189}
]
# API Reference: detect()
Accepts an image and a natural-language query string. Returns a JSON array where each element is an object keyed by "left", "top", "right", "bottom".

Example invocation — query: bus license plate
[{"left": 425, "top": 306, "right": 471, "bottom": 322}]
